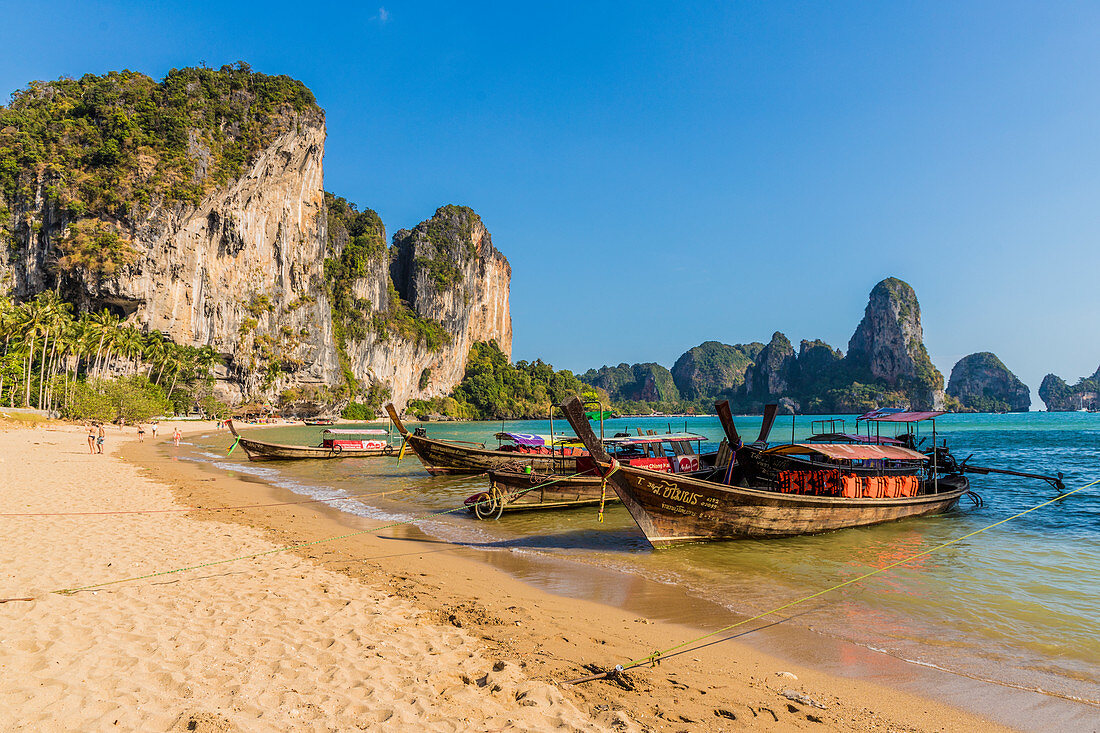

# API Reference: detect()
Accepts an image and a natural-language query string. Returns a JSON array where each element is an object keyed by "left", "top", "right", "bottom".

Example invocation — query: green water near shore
[{"left": 197, "top": 412, "right": 1100, "bottom": 705}]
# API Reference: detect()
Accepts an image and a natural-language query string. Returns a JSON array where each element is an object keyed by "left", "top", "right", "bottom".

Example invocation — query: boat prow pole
[
  {"left": 559, "top": 396, "right": 661, "bottom": 545},
  {"left": 384, "top": 403, "right": 409, "bottom": 437},
  {"left": 227, "top": 419, "right": 240, "bottom": 438}
]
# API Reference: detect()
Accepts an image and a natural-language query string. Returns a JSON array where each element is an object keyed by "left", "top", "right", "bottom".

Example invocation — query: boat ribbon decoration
[{"left": 597, "top": 458, "right": 622, "bottom": 523}]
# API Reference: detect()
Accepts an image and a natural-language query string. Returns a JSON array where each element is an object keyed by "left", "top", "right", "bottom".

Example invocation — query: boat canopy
[
  {"left": 494, "top": 432, "right": 581, "bottom": 447},
  {"left": 763, "top": 443, "right": 926, "bottom": 461},
  {"left": 806, "top": 432, "right": 904, "bottom": 445},
  {"left": 602, "top": 432, "right": 708, "bottom": 446},
  {"left": 322, "top": 428, "right": 388, "bottom": 435},
  {"left": 857, "top": 408, "right": 946, "bottom": 423}
]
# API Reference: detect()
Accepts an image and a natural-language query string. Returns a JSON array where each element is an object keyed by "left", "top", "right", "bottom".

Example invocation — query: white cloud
[{"left": 377, "top": 7, "right": 390, "bottom": 23}]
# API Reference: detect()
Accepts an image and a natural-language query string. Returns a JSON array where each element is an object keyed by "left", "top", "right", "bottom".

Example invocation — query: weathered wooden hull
[
  {"left": 235, "top": 436, "right": 392, "bottom": 462},
  {"left": 404, "top": 435, "right": 579, "bottom": 475},
  {"left": 485, "top": 470, "right": 616, "bottom": 512},
  {"left": 604, "top": 465, "right": 968, "bottom": 547}
]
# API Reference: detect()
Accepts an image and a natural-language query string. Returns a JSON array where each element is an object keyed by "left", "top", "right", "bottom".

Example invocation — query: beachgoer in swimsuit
[
  {"left": 137, "top": 424, "right": 145, "bottom": 442},
  {"left": 173, "top": 427, "right": 182, "bottom": 447},
  {"left": 96, "top": 424, "right": 106, "bottom": 454},
  {"left": 151, "top": 422, "right": 158, "bottom": 438},
  {"left": 86, "top": 423, "right": 96, "bottom": 454}
]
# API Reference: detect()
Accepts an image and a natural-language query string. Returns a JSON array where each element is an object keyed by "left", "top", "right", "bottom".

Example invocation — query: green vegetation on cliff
[
  {"left": 407, "top": 341, "right": 594, "bottom": 419},
  {"left": 670, "top": 341, "right": 763, "bottom": 400},
  {"left": 1039, "top": 367, "right": 1100, "bottom": 411},
  {"left": 323, "top": 193, "right": 451, "bottom": 404},
  {"left": 0, "top": 62, "right": 318, "bottom": 224}
]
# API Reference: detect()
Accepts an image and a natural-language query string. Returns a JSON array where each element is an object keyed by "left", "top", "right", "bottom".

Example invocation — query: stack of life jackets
[
  {"left": 855, "top": 474, "right": 921, "bottom": 498},
  {"left": 775, "top": 470, "right": 842, "bottom": 496},
  {"left": 779, "top": 472, "right": 922, "bottom": 498}
]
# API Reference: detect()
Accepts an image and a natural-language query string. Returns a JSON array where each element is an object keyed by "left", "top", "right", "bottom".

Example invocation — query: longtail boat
[
  {"left": 470, "top": 431, "right": 711, "bottom": 517},
  {"left": 228, "top": 421, "right": 394, "bottom": 461},
  {"left": 303, "top": 418, "right": 337, "bottom": 426},
  {"left": 558, "top": 396, "right": 972, "bottom": 547},
  {"left": 385, "top": 403, "right": 587, "bottom": 475}
]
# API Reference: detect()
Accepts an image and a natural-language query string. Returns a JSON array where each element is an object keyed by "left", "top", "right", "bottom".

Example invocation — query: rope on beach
[
  {"left": 0, "top": 488, "right": 413, "bottom": 517},
  {"left": 566, "top": 476, "right": 1100, "bottom": 685},
  {"left": 5, "top": 470, "right": 584, "bottom": 600}
]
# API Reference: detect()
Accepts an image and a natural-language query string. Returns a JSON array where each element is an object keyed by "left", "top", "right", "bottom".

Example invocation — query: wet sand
[{"left": 0, "top": 419, "right": 1081, "bottom": 730}]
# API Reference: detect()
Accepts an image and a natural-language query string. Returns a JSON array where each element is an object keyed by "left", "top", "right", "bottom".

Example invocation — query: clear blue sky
[{"left": 3, "top": 1, "right": 1098, "bottom": 402}]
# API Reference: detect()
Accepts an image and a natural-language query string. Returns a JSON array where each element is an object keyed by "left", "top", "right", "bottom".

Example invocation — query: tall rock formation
[
  {"left": 1039, "top": 367, "right": 1100, "bottom": 411},
  {"left": 0, "top": 65, "right": 511, "bottom": 409},
  {"left": 947, "top": 352, "right": 1030, "bottom": 412},
  {"left": 846, "top": 278, "right": 944, "bottom": 410},
  {"left": 338, "top": 205, "right": 511, "bottom": 408},
  {"left": 670, "top": 341, "right": 763, "bottom": 399},
  {"left": 744, "top": 332, "right": 797, "bottom": 401},
  {"left": 0, "top": 67, "right": 337, "bottom": 399},
  {"left": 581, "top": 363, "right": 680, "bottom": 403}
]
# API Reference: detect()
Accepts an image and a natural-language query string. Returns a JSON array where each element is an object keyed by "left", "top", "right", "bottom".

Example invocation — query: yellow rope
[
  {"left": 597, "top": 459, "right": 621, "bottom": 523},
  {"left": 576, "top": 476, "right": 1100, "bottom": 680}
]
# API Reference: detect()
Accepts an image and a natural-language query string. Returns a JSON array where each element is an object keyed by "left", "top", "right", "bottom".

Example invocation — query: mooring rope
[
  {"left": 566, "top": 476, "right": 1100, "bottom": 685},
  {"left": 0, "top": 470, "right": 585, "bottom": 603}
]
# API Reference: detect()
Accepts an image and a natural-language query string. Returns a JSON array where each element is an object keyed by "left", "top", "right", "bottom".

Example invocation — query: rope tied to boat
[
  {"left": 597, "top": 458, "right": 621, "bottom": 523},
  {"left": 567, "top": 475, "right": 1100, "bottom": 686}
]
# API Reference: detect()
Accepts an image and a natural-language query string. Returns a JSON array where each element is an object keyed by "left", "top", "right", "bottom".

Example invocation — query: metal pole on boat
[
  {"left": 549, "top": 404, "right": 555, "bottom": 470},
  {"left": 932, "top": 419, "right": 938, "bottom": 493}
]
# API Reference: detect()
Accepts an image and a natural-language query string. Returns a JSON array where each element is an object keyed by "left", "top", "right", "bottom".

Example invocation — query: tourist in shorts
[{"left": 96, "top": 423, "right": 106, "bottom": 454}]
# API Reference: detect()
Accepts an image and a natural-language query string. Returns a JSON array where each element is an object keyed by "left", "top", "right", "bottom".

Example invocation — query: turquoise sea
[{"left": 187, "top": 412, "right": 1100, "bottom": 707}]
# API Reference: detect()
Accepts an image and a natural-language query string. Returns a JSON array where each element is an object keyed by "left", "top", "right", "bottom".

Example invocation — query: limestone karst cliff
[
  {"left": 846, "top": 278, "right": 944, "bottom": 410},
  {"left": 669, "top": 341, "right": 763, "bottom": 400},
  {"left": 331, "top": 203, "right": 512, "bottom": 409},
  {"left": 581, "top": 362, "right": 680, "bottom": 404},
  {"left": 0, "top": 65, "right": 510, "bottom": 411},
  {"left": 584, "top": 277, "right": 945, "bottom": 414},
  {"left": 1039, "top": 367, "right": 1100, "bottom": 411},
  {"left": 947, "top": 352, "right": 1030, "bottom": 412}
]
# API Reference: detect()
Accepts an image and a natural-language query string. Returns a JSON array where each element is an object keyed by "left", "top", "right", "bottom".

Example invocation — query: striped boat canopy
[{"left": 764, "top": 443, "right": 926, "bottom": 461}]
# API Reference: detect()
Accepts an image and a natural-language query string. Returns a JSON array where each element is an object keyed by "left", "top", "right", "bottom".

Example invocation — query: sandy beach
[{"left": 0, "top": 419, "right": 1033, "bottom": 731}]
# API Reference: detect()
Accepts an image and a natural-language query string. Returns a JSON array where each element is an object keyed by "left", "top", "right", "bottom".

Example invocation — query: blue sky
[{"left": 2, "top": 1, "right": 1098, "bottom": 402}]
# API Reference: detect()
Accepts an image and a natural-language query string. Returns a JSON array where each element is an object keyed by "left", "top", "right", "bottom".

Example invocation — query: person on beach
[
  {"left": 86, "top": 423, "right": 96, "bottom": 454},
  {"left": 151, "top": 422, "right": 158, "bottom": 438},
  {"left": 137, "top": 424, "right": 145, "bottom": 442},
  {"left": 96, "top": 423, "right": 106, "bottom": 454},
  {"left": 173, "top": 427, "right": 182, "bottom": 447}
]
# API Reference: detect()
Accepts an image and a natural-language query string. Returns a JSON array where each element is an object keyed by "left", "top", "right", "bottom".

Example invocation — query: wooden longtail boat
[
  {"left": 385, "top": 404, "right": 585, "bottom": 475},
  {"left": 228, "top": 421, "right": 394, "bottom": 461},
  {"left": 303, "top": 418, "right": 337, "bottom": 426},
  {"left": 473, "top": 431, "right": 711, "bottom": 516},
  {"left": 559, "top": 396, "right": 970, "bottom": 547}
]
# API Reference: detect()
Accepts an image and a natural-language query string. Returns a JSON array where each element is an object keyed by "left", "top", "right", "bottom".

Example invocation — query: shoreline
[{"left": 127, "top": 425, "right": 1090, "bottom": 730}]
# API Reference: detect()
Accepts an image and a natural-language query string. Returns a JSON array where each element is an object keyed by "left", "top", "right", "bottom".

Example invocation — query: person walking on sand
[
  {"left": 151, "top": 421, "right": 158, "bottom": 439},
  {"left": 137, "top": 423, "right": 145, "bottom": 442},
  {"left": 96, "top": 423, "right": 106, "bottom": 454},
  {"left": 173, "top": 427, "right": 182, "bottom": 447},
  {"left": 86, "top": 423, "right": 96, "bottom": 454}
]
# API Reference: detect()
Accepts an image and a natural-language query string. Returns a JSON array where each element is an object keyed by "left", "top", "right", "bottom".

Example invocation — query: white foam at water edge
[{"left": 178, "top": 453, "right": 425, "bottom": 526}]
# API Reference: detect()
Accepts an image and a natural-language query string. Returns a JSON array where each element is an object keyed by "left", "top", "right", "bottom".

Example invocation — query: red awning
[{"left": 764, "top": 443, "right": 926, "bottom": 461}]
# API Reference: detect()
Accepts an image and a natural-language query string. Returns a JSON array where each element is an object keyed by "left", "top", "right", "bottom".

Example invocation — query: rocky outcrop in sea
[
  {"left": 947, "top": 352, "right": 1030, "bottom": 412},
  {"left": 1039, "top": 367, "right": 1100, "bottom": 411}
]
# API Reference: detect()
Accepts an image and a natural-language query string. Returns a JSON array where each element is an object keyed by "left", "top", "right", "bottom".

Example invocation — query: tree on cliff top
[{"left": 0, "top": 62, "right": 320, "bottom": 229}]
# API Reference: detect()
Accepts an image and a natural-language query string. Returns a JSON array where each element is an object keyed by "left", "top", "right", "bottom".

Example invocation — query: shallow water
[{"left": 198, "top": 413, "right": 1100, "bottom": 704}]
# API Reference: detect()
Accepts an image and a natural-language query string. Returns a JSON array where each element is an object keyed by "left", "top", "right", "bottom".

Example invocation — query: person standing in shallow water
[
  {"left": 172, "top": 427, "right": 182, "bottom": 447},
  {"left": 96, "top": 423, "right": 106, "bottom": 454},
  {"left": 86, "top": 423, "right": 96, "bottom": 454}
]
